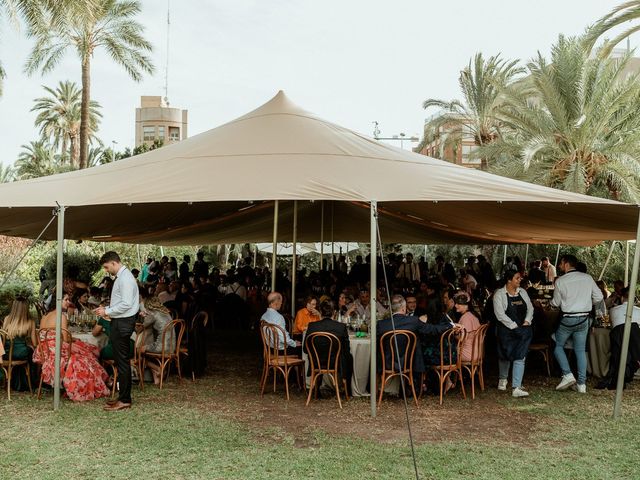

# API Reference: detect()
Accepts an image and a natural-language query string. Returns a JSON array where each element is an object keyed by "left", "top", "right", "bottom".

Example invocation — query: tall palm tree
[
  {"left": 583, "top": 1, "right": 640, "bottom": 57},
  {"left": 477, "top": 36, "right": 640, "bottom": 202},
  {"left": 0, "top": 0, "right": 96, "bottom": 96},
  {"left": 31, "top": 80, "right": 102, "bottom": 168},
  {"left": 421, "top": 53, "right": 524, "bottom": 169},
  {"left": 14, "top": 140, "right": 70, "bottom": 179},
  {"left": 24, "top": 0, "right": 154, "bottom": 169}
]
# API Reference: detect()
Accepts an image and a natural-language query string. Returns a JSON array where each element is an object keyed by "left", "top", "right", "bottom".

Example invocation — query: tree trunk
[
  {"left": 61, "top": 135, "right": 69, "bottom": 165},
  {"left": 70, "top": 134, "right": 79, "bottom": 169},
  {"left": 79, "top": 57, "right": 91, "bottom": 169}
]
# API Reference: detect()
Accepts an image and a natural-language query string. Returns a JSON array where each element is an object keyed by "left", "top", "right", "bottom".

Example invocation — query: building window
[
  {"left": 169, "top": 126, "right": 180, "bottom": 141},
  {"left": 143, "top": 125, "right": 155, "bottom": 142},
  {"left": 158, "top": 126, "right": 165, "bottom": 140}
]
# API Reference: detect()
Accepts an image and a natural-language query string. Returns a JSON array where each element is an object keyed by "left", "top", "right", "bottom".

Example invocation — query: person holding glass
[
  {"left": 293, "top": 296, "right": 321, "bottom": 334},
  {"left": 493, "top": 270, "right": 534, "bottom": 398}
]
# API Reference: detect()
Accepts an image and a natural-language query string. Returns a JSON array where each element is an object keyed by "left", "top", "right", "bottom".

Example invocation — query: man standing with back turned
[
  {"left": 552, "top": 254, "right": 603, "bottom": 393},
  {"left": 95, "top": 251, "right": 140, "bottom": 411}
]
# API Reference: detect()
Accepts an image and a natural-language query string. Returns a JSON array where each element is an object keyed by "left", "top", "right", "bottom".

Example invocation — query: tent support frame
[
  {"left": 53, "top": 205, "right": 65, "bottom": 411},
  {"left": 370, "top": 200, "right": 377, "bottom": 417}
]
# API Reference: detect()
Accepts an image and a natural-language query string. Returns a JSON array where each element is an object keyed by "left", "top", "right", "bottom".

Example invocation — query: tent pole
[
  {"left": 160, "top": 246, "right": 165, "bottom": 257},
  {"left": 554, "top": 244, "right": 561, "bottom": 266},
  {"left": 320, "top": 202, "right": 324, "bottom": 271},
  {"left": 331, "top": 201, "right": 335, "bottom": 270},
  {"left": 625, "top": 241, "right": 630, "bottom": 286},
  {"left": 503, "top": 245, "right": 507, "bottom": 264},
  {"left": 598, "top": 241, "right": 617, "bottom": 281},
  {"left": 253, "top": 244, "right": 257, "bottom": 269},
  {"left": 291, "top": 201, "right": 298, "bottom": 319},
  {"left": 136, "top": 244, "right": 143, "bottom": 271},
  {"left": 271, "top": 201, "right": 279, "bottom": 291},
  {"left": 524, "top": 244, "right": 530, "bottom": 267},
  {"left": 370, "top": 200, "right": 377, "bottom": 418},
  {"left": 53, "top": 205, "right": 65, "bottom": 411},
  {"left": 613, "top": 209, "right": 640, "bottom": 419}
]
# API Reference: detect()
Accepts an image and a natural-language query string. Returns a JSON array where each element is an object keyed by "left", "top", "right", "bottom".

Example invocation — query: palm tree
[
  {"left": 24, "top": 0, "right": 154, "bottom": 169},
  {"left": 31, "top": 80, "right": 102, "bottom": 168},
  {"left": 14, "top": 140, "right": 71, "bottom": 179},
  {"left": 584, "top": 1, "right": 640, "bottom": 57},
  {"left": 421, "top": 53, "right": 524, "bottom": 169},
  {"left": 477, "top": 36, "right": 640, "bottom": 202},
  {"left": 0, "top": 0, "right": 96, "bottom": 96}
]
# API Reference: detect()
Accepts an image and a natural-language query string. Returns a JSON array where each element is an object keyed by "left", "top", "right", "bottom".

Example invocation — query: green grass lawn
[{"left": 2, "top": 344, "right": 640, "bottom": 479}]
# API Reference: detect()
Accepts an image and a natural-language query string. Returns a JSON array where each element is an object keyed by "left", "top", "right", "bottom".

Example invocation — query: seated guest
[
  {"left": 34, "top": 293, "right": 110, "bottom": 401},
  {"left": 139, "top": 295, "right": 175, "bottom": 385},
  {"left": 597, "top": 288, "right": 640, "bottom": 389},
  {"left": 2, "top": 297, "right": 36, "bottom": 390},
  {"left": 337, "top": 292, "right": 357, "bottom": 320},
  {"left": 406, "top": 295, "right": 426, "bottom": 317},
  {"left": 453, "top": 292, "right": 481, "bottom": 362},
  {"left": 422, "top": 288, "right": 457, "bottom": 368},
  {"left": 293, "top": 296, "right": 321, "bottom": 334},
  {"left": 605, "top": 280, "right": 624, "bottom": 310},
  {"left": 87, "top": 287, "right": 102, "bottom": 308},
  {"left": 528, "top": 260, "right": 545, "bottom": 285},
  {"left": 71, "top": 288, "right": 90, "bottom": 313},
  {"left": 350, "top": 289, "right": 388, "bottom": 323},
  {"left": 261, "top": 292, "right": 301, "bottom": 354},
  {"left": 304, "top": 300, "right": 353, "bottom": 394},
  {"left": 378, "top": 295, "right": 453, "bottom": 377}
]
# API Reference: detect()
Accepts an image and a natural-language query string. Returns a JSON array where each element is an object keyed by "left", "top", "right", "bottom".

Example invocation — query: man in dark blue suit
[
  {"left": 377, "top": 294, "right": 453, "bottom": 376},
  {"left": 304, "top": 300, "right": 353, "bottom": 394}
]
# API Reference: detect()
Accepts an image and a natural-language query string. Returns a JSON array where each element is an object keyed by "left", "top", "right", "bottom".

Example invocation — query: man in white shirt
[
  {"left": 551, "top": 254, "right": 603, "bottom": 393},
  {"left": 261, "top": 292, "right": 300, "bottom": 353},
  {"left": 596, "top": 288, "right": 640, "bottom": 389},
  {"left": 349, "top": 290, "right": 388, "bottom": 323},
  {"left": 95, "top": 251, "right": 140, "bottom": 411}
]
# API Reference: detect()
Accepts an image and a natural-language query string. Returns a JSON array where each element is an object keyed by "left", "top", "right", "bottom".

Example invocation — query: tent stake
[
  {"left": 53, "top": 205, "right": 65, "bottom": 411},
  {"left": 370, "top": 200, "right": 377, "bottom": 418},
  {"left": 613, "top": 209, "right": 640, "bottom": 419},
  {"left": 271, "top": 201, "right": 278, "bottom": 291},
  {"left": 291, "top": 201, "right": 298, "bottom": 319}
]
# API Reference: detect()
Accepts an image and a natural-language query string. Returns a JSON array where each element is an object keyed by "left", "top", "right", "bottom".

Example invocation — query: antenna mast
[{"left": 164, "top": 0, "right": 171, "bottom": 105}]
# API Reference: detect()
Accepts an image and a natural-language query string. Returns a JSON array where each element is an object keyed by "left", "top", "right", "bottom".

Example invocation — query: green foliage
[
  {"left": 43, "top": 249, "right": 100, "bottom": 285},
  {"left": 481, "top": 35, "right": 640, "bottom": 202},
  {"left": 583, "top": 1, "right": 640, "bottom": 57},
  {"left": 0, "top": 280, "right": 34, "bottom": 317}
]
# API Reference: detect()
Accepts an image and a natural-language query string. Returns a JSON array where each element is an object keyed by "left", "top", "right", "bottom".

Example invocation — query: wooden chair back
[
  {"left": 35, "top": 327, "right": 72, "bottom": 365},
  {"left": 0, "top": 329, "right": 26, "bottom": 367},
  {"left": 260, "top": 321, "right": 290, "bottom": 365},
  {"left": 0, "top": 328, "right": 8, "bottom": 359},
  {"left": 468, "top": 323, "right": 489, "bottom": 366},
  {"left": 159, "top": 319, "right": 185, "bottom": 360},
  {"left": 438, "top": 327, "right": 466, "bottom": 369},
  {"left": 305, "top": 332, "right": 341, "bottom": 374},
  {"left": 192, "top": 311, "right": 209, "bottom": 330},
  {"left": 379, "top": 329, "right": 417, "bottom": 375}
]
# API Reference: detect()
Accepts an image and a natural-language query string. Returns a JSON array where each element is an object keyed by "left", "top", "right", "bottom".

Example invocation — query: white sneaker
[
  {"left": 498, "top": 379, "right": 508, "bottom": 391},
  {"left": 556, "top": 373, "right": 576, "bottom": 391},
  {"left": 574, "top": 384, "right": 586, "bottom": 393},
  {"left": 512, "top": 387, "right": 529, "bottom": 398}
]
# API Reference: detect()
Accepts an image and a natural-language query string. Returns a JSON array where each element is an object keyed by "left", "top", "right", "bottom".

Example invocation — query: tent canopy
[{"left": 0, "top": 91, "right": 637, "bottom": 245}]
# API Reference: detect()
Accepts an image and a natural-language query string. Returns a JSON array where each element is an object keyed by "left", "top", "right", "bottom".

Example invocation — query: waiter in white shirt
[
  {"left": 551, "top": 254, "right": 603, "bottom": 393},
  {"left": 95, "top": 251, "right": 140, "bottom": 411}
]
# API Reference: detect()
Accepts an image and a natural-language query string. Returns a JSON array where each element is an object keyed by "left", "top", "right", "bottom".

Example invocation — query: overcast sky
[{"left": 0, "top": 0, "right": 633, "bottom": 166}]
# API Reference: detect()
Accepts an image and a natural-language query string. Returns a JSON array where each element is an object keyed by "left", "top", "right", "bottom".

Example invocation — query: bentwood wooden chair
[
  {"left": 432, "top": 327, "right": 467, "bottom": 405},
  {"left": 143, "top": 319, "right": 185, "bottom": 389},
  {"left": 460, "top": 323, "right": 490, "bottom": 399},
  {"left": 34, "top": 328, "right": 72, "bottom": 399},
  {"left": 180, "top": 311, "right": 208, "bottom": 382},
  {"left": 305, "top": 332, "right": 349, "bottom": 408},
  {"left": 259, "top": 320, "right": 304, "bottom": 400},
  {"left": 528, "top": 342, "right": 552, "bottom": 377},
  {"left": 0, "top": 329, "right": 33, "bottom": 400},
  {"left": 378, "top": 330, "right": 419, "bottom": 407}
]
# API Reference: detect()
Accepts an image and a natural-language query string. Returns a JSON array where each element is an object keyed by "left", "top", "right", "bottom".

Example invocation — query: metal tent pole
[
  {"left": 331, "top": 201, "right": 335, "bottom": 270},
  {"left": 136, "top": 244, "right": 143, "bottom": 270},
  {"left": 271, "top": 201, "right": 279, "bottom": 291},
  {"left": 524, "top": 244, "right": 530, "bottom": 267},
  {"left": 598, "top": 241, "right": 617, "bottom": 281},
  {"left": 253, "top": 244, "right": 257, "bottom": 269},
  {"left": 503, "top": 245, "right": 507, "bottom": 264},
  {"left": 554, "top": 244, "right": 561, "bottom": 266},
  {"left": 291, "top": 201, "right": 298, "bottom": 319},
  {"left": 320, "top": 202, "right": 324, "bottom": 271},
  {"left": 625, "top": 241, "right": 630, "bottom": 286},
  {"left": 53, "top": 205, "right": 65, "bottom": 411},
  {"left": 613, "top": 210, "right": 640, "bottom": 419},
  {"left": 370, "top": 200, "right": 377, "bottom": 418}
]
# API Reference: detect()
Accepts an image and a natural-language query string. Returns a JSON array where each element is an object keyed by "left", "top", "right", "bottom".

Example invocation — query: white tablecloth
[
  {"left": 350, "top": 335, "right": 371, "bottom": 397},
  {"left": 73, "top": 332, "right": 108, "bottom": 350}
]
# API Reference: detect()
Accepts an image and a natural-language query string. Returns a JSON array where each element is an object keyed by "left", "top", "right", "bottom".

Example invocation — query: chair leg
[
  {"left": 419, "top": 372, "right": 426, "bottom": 399},
  {"left": 544, "top": 350, "right": 551, "bottom": 377},
  {"left": 408, "top": 375, "right": 418, "bottom": 407},
  {"left": 37, "top": 375, "right": 43, "bottom": 400},
  {"left": 284, "top": 367, "right": 290, "bottom": 401},
  {"left": 377, "top": 373, "right": 386, "bottom": 406},
  {"left": 305, "top": 373, "right": 317, "bottom": 406},
  {"left": 24, "top": 365, "right": 33, "bottom": 395},
  {"left": 470, "top": 367, "right": 476, "bottom": 400},
  {"left": 479, "top": 363, "right": 485, "bottom": 391},
  {"left": 6, "top": 367, "right": 10, "bottom": 401},
  {"left": 438, "top": 373, "right": 444, "bottom": 406},
  {"left": 333, "top": 374, "right": 343, "bottom": 409},
  {"left": 458, "top": 369, "right": 467, "bottom": 399},
  {"left": 159, "top": 361, "right": 165, "bottom": 390}
]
